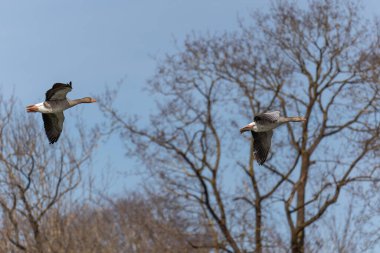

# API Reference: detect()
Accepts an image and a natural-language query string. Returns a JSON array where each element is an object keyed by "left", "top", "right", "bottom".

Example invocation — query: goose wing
[
  {"left": 45, "top": 82, "right": 72, "bottom": 101},
  {"left": 42, "top": 112, "right": 65, "bottom": 144},
  {"left": 254, "top": 111, "right": 280, "bottom": 124},
  {"left": 251, "top": 130, "right": 273, "bottom": 165}
]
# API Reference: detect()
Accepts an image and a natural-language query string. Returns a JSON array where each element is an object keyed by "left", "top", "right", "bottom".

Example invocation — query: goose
[
  {"left": 240, "top": 111, "right": 306, "bottom": 165},
  {"left": 26, "top": 82, "right": 96, "bottom": 144}
]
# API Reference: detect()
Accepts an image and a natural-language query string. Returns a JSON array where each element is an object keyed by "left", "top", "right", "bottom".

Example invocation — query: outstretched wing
[
  {"left": 251, "top": 130, "right": 273, "bottom": 165},
  {"left": 254, "top": 111, "right": 280, "bottom": 124},
  {"left": 45, "top": 82, "right": 72, "bottom": 101},
  {"left": 42, "top": 112, "right": 65, "bottom": 144}
]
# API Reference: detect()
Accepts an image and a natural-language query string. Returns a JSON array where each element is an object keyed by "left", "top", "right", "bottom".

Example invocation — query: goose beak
[
  {"left": 240, "top": 122, "right": 255, "bottom": 134},
  {"left": 91, "top": 98, "right": 97, "bottom": 103}
]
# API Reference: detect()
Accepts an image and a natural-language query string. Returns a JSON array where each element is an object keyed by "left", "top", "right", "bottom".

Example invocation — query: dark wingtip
[{"left": 48, "top": 137, "right": 59, "bottom": 144}]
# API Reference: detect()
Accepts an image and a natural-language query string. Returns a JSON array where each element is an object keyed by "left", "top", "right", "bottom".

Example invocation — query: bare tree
[
  {"left": 253, "top": 1, "right": 380, "bottom": 252},
  {"left": 0, "top": 95, "right": 99, "bottom": 253},
  {"left": 17, "top": 191, "right": 211, "bottom": 253},
  {"left": 99, "top": 0, "right": 380, "bottom": 252}
]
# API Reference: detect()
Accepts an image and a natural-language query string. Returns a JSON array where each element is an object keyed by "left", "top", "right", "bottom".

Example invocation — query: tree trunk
[
  {"left": 31, "top": 220, "right": 44, "bottom": 253},
  {"left": 291, "top": 153, "right": 310, "bottom": 253},
  {"left": 255, "top": 199, "right": 262, "bottom": 253}
]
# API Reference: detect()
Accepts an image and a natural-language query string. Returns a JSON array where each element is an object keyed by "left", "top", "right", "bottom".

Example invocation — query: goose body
[
  {"left": 240, "top": 111, "right": 305, "bottom": 165},
  {"left": 26, "top": 82, "right": 96, "bottom": 144}
]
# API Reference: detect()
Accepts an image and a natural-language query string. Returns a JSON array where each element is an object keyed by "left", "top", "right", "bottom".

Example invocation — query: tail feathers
[{"left": 26, "top": 105, "right": 39, "bottom": 113}]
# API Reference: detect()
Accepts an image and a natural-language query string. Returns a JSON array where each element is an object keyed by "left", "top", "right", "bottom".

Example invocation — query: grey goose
[
  {"left": 240, "top": 111, "right": 306, "bottom": 165},
  {"left": 26, "top": 82, "right": 96, "bottom": 144}
]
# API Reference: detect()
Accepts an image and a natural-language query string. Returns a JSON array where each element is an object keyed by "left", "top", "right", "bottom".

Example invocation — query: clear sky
[{"left": 0, "top": 0, "right": 379, "bottom": 195}]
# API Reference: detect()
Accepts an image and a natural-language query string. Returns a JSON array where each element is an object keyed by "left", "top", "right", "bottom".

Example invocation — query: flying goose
[
  {"left": 26, "top": 82, "right": 96, "bottom": 144},
  {"left": 240, "top": 111, "right": 306, "bottom": 165}
]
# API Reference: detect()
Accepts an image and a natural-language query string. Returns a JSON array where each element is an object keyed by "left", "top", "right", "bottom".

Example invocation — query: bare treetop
[{"left": 99, "top": 1, "right": 380, "bottom": 252}]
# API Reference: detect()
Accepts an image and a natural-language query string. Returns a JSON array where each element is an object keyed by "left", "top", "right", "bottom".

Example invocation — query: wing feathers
[
  {"left": 45, "top": 82, "right": 72, "bottom": 101},
  {"left": 42, "top": 112, "right": 65, "bottom": 144},
  {"left": 251, "top": 130, "right": 273, "bottom": 165}
]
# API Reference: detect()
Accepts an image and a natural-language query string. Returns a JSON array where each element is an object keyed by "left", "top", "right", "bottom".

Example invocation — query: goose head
[{"left": 81, "top": 97, "right": 97, "bottom": 103}]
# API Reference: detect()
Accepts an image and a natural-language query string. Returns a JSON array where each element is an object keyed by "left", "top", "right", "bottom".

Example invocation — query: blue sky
[{"left": 0, "top": 0, "right": 379, "bottom": 195}]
